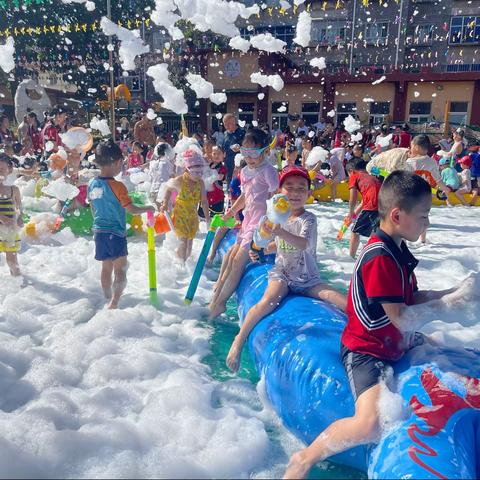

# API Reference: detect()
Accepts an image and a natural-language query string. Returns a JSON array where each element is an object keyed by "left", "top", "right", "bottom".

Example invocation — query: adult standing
[
  {"left": 133, "top": 113, "right": 156, "bottom": 158},
  {"left": 399, "top": 123, "right": 411, "bottom": 148},
  {"left": 0, "top": 115, "right": 15, "bottom": 147},
  {"left": 212, "top": 124, "right": 225, "bottom": 147},
  {"left": 40, "top": 106, "right": 68, "bottom": 153},
  {"left": 26, "top": 112, "right": 42, "bottom": 154},
  {"left": 222, "top": 113, "right": 245, "bottom": 183}
]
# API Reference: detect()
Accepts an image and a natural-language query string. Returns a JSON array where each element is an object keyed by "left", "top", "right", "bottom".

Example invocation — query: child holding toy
[
  {"left": 284, "top": 171, "right": 472, "bottom": 479},
  {"left": 209, "top": 128, "right": 279, "bottom": 319},
  {"left": 226, "top": 166, "right": 347, "bottom": 372},
  {"left": 158, "top": 149, "right": 210, "bottom": 262},
  {"left": 88, "top": 140, "right": 154, "bottom": 309},
  {"left": 0, "top": 154, "right": 23, "bottom": 276}
]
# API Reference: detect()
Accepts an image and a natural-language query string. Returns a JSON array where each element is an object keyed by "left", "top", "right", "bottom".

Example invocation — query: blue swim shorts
[{"left": 94, "top": 232, "right": 128, "bottom": 261}]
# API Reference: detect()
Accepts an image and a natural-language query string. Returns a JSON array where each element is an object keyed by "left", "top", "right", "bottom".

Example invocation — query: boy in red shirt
[
  {"left": 284, "top": 171, "right": 471, "bottom": 479},
  {"left": 345, "top": 159, "right": 381, "bottom": 258}
]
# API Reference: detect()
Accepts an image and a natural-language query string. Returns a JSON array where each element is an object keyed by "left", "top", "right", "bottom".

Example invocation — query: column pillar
[
  {"left": 470, "top": 80, "right": 480, "bottom": 127},
  {"left": 393, "top": 81, "right": 408, "bottom": 122}
]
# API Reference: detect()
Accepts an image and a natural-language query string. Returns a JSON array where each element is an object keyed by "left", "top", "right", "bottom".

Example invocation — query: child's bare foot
[
  {"left": 103, "top": 286, "right": 112, "bottom": 300},
  {"left": 283, "top": 451, "right": 312, "bottom": 480},
  {"left": 208, "top": 301, "right": 226, "bottom": 320},
  {"left": 107, "top": 297, "right": 120, "bottom": 309},
  {"left": 226, "top": 337, "right": 242, "bottom": 372}
]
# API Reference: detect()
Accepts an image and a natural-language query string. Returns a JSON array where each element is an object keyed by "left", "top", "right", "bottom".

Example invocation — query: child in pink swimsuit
[{"left": 209, "top": 128, "right": 278, "bottom": 319}]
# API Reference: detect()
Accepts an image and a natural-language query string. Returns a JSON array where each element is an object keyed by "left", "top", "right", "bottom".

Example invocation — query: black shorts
[
  {"left": 352, "top": 210, "right": 379, "bottom": 238},
  {"left": 340, "top": 344, "right": 391, "bottom": 402},
  {"left": 472, "top": 177, "right": 479, "bottom": 190},
  {"left": 198, "top": 201, "right": 224, "bottom": 219}
]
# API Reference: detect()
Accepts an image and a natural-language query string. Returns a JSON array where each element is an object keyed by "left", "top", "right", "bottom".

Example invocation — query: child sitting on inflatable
[
  {"left": 226, "top": 166, "right": 347, "bottom": 372},
  {"left": 457, "top": 155, "right": 472, "bottom": 205},
  {"left": 0, "top": 154, "right": 23, "bottom": 276},
  {"left": 88, "top": 140, "right": 154, "bottom": 309},
  {"left": 284, "top": 171, "right": 471, "bottom": 479},
  {"left": 438, "top": 156, "right": 461, "bottom": 206},
  {"left": 158, "top": 149, "right": 210, "bottom": 262},
  {"left": 209, "top": 128, "right": 279, "bottom": 319},
  {"left": 345, "top": 159, "right": 381, "bottom": 258}
]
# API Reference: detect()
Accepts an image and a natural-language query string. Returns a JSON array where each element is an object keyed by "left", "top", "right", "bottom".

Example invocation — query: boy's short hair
[
  {"left": 0, "top": 153, "right": 13, "bottom": 168},
  {"left": 411, "top": 134, "right": 431, "bottom": 153},
  {"left": 95, "top": 139, "right": 123, "bottom": 166},
  {"left": 132, "top": 141, "right": 142, "bottom": 149},
  {"left": 378, "top": 171, "right": 431, "bottom": 220}
]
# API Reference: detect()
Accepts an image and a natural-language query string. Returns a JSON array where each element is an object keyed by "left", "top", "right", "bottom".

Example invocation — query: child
[
  {"left": 88, "top": 140, "right": 154, "bottom": 309},
  {"left": 456, "top": 155, "right": 472, "bottom": 205},
  {"left": 128, "top": 141, "right": 144, "bottom": 170},
  {"left": 283, "top": 144, "right": 299, "bottom": 169},
  {"left": 201, "top": 145, "right": 227, "bottom": 217},
  {"left": 226, "top": 166, "right": 347, "bottom": 372},
  {"left": 438, "top": 156, "right": 461, "bottom": 206},
  {"left": 345, "top": 159, "right": 381, "bottom": 258},
  {"left": 469, "top": 145, "right": 480, "bottom": 205},
  {"left": 209, "top": 128, "right": 279, "bottom": 319},
  {"left": 158, "top": 149, "right": 210, "bottom": 262},
  {"left": 0, "top": 154, "right": 23, "bottom": 276},
  {"left": 300, "top": 136, "right": 313, "bottom": 168},
  {"left": 148, "top": 142, "right": 175, "bottom": 203},
  {"left": 328, "top": 147, "right": 346, "bottom": 200},
  {"left": 284, "top": 171, "right": 470, "bottom": 479}
]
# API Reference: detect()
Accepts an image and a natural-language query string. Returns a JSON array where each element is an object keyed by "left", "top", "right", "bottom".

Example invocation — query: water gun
[
  {"left": 52, "top": 198, "right": 73, "bottom": 233},
  {"left": 370, "top": 166, "right": 390, "bottom": 178},
  {"left": 184, "top": 214, "right": 237, "bottom": 305},
  {"left": 250, "top": 194, "right": 291, "bottom": 263},
  {"left": 336, "top": 215, "right": 356, "bottom": 241},
  {"left": 147, "top": 210, "right": 159, "bottom": 308}
]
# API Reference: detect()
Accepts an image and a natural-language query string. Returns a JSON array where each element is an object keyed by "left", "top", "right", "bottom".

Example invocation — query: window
[
  {"left": 413, "top": 24, "right": 434, "bottom": 45},
  {"left": 311, "top": 20, "right": 347, "bottom": 45},
  {"left": 449, "top": 16, "right": 480, "bottom": 44},
  {"left": 117, "top": 75, "right": 140, "bottom": 92},
  {"left": 151, "top": 30, "right": 168, "bottom": 50},
  {"left": 409, "top": 101, "right": 431, "bottom": 123},
  {"left": 336, "top": 102, "right": 356, "bottom": 125},
  {"left": 238, "top": 102, "right": 255, "bottom": 125},
  {"left": 210, "top": 102, "right": 227, "bottom": 131},
  {"left": 246, "top": 25, "right": 294, "bottom": 48},
  {"left": 271, "top": 102, "right": 289, "bottom": 130},
  {"left": 364, "top": 22, "right": 389, "bottom": 45},
  {"left": 369, "top": 101, "right": 390, "bottom": 125},
  {"left": 301, "top": 102, "right": 321, "bottom": 126},
  {"left": 449, "top": 101, "right": 468, "bottom": 126}
]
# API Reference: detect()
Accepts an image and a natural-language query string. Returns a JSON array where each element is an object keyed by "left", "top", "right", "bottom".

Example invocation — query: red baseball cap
[
  {"left": 458, "top": 155, "right": 472, "bottom": 168},
  {"left": 279, "top": 165, "right": 311, "bottom": 188}
]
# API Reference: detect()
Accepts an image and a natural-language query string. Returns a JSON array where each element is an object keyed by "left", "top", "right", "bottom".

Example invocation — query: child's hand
[
  {"left": 17, "top": 215, "right": 24, "bottom": 228},
  {"left": 249, "top": 250, "right": 260, "bottom": 262},
  {"left": 222, "top": 209, "right": 233, "bottom": 221}
]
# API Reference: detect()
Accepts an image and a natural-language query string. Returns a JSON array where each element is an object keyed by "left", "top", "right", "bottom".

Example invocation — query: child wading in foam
[
  {"left": 209, "top": 128, "right": 279, "bottom": 319},
  {"left": 226, "top": 166, "right": 347, "bottom": 372},
  {"left": 158, "top": 149, "right": 210, "bottom": 262},
  {"left": 88, "top": 140, "right": 154, "bottom": 309},
  {"left": 0, "top": 154, "right": 23, "bottom": 276},
  {"left": 284, "top": 171, "right": 473, "bottom": 479},
  {"left": 345, "top": 159, "right": 381, "bottom": 258}
]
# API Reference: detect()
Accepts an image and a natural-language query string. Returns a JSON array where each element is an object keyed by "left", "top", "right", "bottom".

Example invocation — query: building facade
[{"left": 200, "top": 0, "right": 480, "bottom": 131}]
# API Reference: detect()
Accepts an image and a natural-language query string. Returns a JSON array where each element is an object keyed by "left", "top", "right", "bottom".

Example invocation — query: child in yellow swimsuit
[
  {"left": 158, "top": 149, "right": 210, "bottom": 261},
  {"left": 0, "top": 154, "right": 23, "bottom": 276}
]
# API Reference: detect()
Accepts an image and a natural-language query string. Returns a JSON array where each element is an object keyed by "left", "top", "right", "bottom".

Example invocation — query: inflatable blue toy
[{"left": 219, "top": 231, "right": 480, "bottom": 479}]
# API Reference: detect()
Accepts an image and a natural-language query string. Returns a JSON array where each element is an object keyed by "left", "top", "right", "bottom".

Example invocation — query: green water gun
[{"left": 185, "top": 214, "right": 236, "bottom": 305}]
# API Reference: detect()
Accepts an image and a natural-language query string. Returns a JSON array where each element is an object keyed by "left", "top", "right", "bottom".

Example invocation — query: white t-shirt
[
  {"left": 406, "top": 155, "right": 441, "bottom": 185},
  {"left": 460, "top": 169, "right": 472, "bottom": 192}
]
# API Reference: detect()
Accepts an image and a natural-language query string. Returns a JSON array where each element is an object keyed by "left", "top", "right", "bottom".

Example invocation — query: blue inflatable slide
[{"left": 219, "top": 230, "right": 480, "bottom": 479}]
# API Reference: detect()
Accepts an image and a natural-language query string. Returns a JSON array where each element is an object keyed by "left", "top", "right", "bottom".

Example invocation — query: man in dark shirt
[{"left": 222, "top": 113, "right": 245, "bottom": 184}]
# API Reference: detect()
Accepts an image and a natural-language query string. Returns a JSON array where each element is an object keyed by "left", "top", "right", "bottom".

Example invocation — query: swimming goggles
[{"left": 240, "top": 145, "right": 269, "bottom": 159}]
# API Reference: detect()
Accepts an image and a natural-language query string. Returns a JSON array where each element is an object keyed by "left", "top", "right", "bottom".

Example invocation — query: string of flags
[{"left": 0, "top": 18, "right": 151, "bottom": 37}]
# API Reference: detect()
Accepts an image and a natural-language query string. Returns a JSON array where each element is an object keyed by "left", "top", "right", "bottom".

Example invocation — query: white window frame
[
  {"left": 364, "top": 22, "right": 389, "bottom": 46},
  {"left": 271, "top": 102, "right": 289, "bottom": 130},
  {"left": 409, "top": 101, "right": 431, "bottom": 124},
  {"left": 311, "top": 20, "right": 347, "bottom": 46},
  {"left": 301, "top": 102, "right": 321, "bottom": 126},
  {"left": 336, "top": 102, "right": 357, "bottom": 125},
  {"left": 449, "top": 101, "right": 469, "bottom": 126},
  {"left": 414, "top": 24, "right": 434, "bottom": 45},
  {"left": 449, "top": 15, "right": 480, "bottom": 45}
]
